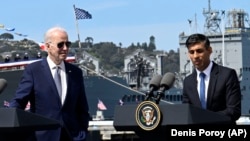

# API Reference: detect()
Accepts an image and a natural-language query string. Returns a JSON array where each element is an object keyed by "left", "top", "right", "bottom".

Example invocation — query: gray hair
[{"left": 44, "top": 26, "right": 67, "bottom": 43}]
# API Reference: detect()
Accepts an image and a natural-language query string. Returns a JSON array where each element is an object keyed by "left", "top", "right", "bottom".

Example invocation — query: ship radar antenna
[
  {"left": 226, "top": 9, "right": 250, "bottom": 28},
  {"left": 203, "top": 0, "right": 222, "bottom": 34}
]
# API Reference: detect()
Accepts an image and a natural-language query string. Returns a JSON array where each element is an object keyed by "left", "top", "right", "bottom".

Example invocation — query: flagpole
[{"left": 73, "top": 4, "right": 82, "bottom": 48}]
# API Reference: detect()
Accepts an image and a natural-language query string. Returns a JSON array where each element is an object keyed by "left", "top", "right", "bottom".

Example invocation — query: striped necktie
[
  {"left": 54, "top": 66, "right": 62, "bottom": 98},
  {"left": 199, "top": 72, "right": 206, "bottom": 109}
]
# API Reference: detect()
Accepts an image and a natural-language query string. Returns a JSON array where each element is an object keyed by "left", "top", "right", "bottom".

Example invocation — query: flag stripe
[{"left": 74, "top": 7, "right": 92, "bottom": 20}]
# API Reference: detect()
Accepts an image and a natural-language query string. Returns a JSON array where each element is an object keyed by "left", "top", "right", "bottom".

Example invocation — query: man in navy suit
[
  {"left": 10, "top": 26, "right": 90, "bottom": 141},
  {"left": 182, "top": 33, "right": 241, "bottom": 123}
]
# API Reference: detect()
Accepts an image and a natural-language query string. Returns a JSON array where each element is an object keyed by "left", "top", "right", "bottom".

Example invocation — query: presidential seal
[{"left": 135, "top": 101, "right": 161, "bottom": 131}]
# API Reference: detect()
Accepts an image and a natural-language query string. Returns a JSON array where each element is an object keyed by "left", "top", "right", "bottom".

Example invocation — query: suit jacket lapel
[
  {"left": 207, "top": 62, "right": 219, "bottom": 108},
  {"left": 63, "top": 62, "right": 72, "bottom": 101},
  {"left": 42, "top": 59, "right": 61, "bottom": 99},
  {"left": 190, "top": 72, "right": 203, "bottom": 106}
]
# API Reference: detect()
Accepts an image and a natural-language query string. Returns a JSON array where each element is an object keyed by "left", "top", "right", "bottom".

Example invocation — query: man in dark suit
[
  {"left": 182, "top": 33, "right": 241, "bottom": 123},
  {"left": 10, "top": 26, "right": 90, "bottom": 141}
]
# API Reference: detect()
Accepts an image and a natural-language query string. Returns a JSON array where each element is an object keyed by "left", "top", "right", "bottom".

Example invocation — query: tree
[
  {"left": 0, "top": 33, "right": 14, "bottom": 40},
  {"left": 141, "top": 42, "right": 147, "bottom": 50},
  {"left": 119, "top": 42, "right": 122, "bottom": 47},
  {"left": 85, "top": 37, "right": 93, "bottom": 48},
  {"left": 148, "top": 35, "right": 156, "bottom": 51}
]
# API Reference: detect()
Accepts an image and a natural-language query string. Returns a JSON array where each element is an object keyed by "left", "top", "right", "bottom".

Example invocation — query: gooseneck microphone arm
[{"left": 155, "top": 91, "right": 165, "bottom": 104}]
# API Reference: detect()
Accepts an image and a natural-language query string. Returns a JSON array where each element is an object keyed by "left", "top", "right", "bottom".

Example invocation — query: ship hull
[{"left": 0, "top": 70, "right": 142, "bottom": 119}]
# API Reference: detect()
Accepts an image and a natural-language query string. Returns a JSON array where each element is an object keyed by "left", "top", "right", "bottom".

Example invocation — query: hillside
[{"left": 0, "top": 39, "right": 180, "bottom": 75}]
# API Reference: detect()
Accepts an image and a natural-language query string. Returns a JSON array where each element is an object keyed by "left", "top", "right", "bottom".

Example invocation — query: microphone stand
[
  {"left": 155, "top": 91, "right": 164, "bottom": 104},
  {"left": 144, "top": 90, "right": 154, "bottom": 101}
]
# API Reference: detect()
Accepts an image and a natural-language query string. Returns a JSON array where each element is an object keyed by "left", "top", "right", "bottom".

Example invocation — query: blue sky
[{"left": 0, "top": 0, "right": 249, "bottom": 51}]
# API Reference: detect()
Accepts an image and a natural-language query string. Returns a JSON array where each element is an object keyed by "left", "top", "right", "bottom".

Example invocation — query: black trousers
[{"left": 60, "top": 127, "right": 73, "bottom": 141}]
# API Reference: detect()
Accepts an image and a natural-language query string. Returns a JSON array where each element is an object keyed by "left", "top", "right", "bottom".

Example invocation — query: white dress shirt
[
  {"left": 47, "top": 57, "right": 67, "bottom": 104},
  {"left": 196, "top": 61, "right": 213, "bottom": 101}
]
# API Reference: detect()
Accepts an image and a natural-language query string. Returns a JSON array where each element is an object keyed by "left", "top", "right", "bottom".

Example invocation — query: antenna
[
  {"left": 203, "top": 0, "right": 222, "bottom": 34},
  {"left": 195, "top": 13, "right": 197, "bottom": 33},
  {"left": 187, "top": 19, "right": 192, "bottom": 34}
]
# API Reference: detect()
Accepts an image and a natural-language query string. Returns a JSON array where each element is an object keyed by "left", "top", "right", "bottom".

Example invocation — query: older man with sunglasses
[{"left": 10, "top": 26, "right": 90, "bottom": 141}]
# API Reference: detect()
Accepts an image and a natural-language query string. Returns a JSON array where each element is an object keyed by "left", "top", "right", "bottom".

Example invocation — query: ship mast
[
  {"left": 203, "top": 0, "right": 222, "bottom": 34},
  {"left": 203, "top": 0, "right": 226, "bottom": 65}
]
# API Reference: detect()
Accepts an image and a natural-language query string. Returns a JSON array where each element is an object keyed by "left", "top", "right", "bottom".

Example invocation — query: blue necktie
[{"left": 199, "top": 72, "right": 206, "bottom": 109}]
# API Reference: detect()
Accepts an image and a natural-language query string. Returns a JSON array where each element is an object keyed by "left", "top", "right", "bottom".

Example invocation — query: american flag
[
  {"left": 97, "top": 99, "right": 107, "bottom": 110},
  {"left": 3, "top": 100, "right": 9, "bottom": 107},
  {"left": 74, "top": 6, "right": 92, "bottom": 20},
  {"left": 119, "top": 99, "right": 124, "bottom": 106}
]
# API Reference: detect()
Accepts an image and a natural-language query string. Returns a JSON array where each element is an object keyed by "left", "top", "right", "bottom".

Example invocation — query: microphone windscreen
[
  {"left": 0, "top": 78, "right": 7, "bottom": 94},
  {"left": 149, "top": 74, "right": 162, "bottom": 89},
  {"left": 160, "top": 72, "right": 175, "bottom": 89}
]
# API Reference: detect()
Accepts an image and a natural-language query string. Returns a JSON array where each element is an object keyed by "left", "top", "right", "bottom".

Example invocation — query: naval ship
[
  {"left": 0, "top": 43, "right": 182, "bottom": 120},
  {"left": 0, "top": 50, "right": 179, "bottom": 120},
  {"left": 0, "top": 0, "right": 249, "bottom": 124}
]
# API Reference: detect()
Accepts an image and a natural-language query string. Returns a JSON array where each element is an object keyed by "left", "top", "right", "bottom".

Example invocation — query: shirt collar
[
  {"left": 47, "top": 56, "right": 65, "bottom": 70},
  {"left": 196, "top": 61, "right": 213, "bottom": 77}
]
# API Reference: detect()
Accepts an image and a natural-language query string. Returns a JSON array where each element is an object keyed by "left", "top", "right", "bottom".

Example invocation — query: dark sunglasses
[{"left": 56, "top": 41, "right": 72, "bottom": 48}]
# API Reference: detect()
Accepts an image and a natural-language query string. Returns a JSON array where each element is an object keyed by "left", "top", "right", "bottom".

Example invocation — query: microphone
[
  {"left": 144, "top": 74, "right": 162, "bottom": 101},
  {"left": 155, "top": 72, "right": 175, "bottom": 104},
  {"left": 0, "top": 79, "right": 7, "bottom": 94}
]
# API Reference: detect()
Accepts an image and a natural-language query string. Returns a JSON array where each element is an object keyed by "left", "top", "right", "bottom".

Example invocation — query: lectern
[
  {"left": 0, "top": 108, "right": 60, "bottom": 141},
  {"left": 113, "top": 103, "right": 231, "bottom": 140}
]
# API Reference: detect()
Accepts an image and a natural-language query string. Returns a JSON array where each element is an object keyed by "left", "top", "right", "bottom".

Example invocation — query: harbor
[{"left": 1, "top": 0, "right": 250, "bottom": 140}]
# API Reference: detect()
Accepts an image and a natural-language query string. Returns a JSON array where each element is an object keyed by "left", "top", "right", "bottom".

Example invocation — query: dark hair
[{"left": 185, "top": 33, "right": 210, "bottom": 49}]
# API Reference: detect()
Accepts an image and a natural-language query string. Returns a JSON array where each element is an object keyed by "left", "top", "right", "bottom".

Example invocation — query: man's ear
[
  {"left": 45, "top": 43, "right": 50, "bottom": 49},
  {"left": 208, "top": 46, "right": 213, "bottom": 53}
]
